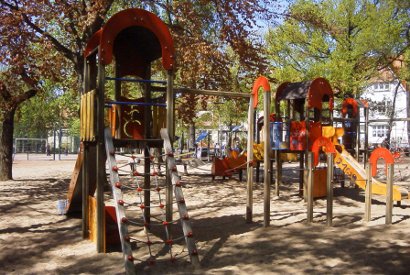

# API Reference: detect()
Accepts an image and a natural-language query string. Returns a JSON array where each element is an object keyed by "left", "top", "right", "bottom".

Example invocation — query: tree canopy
[{"left": 266, "top": 0, "right": 410, "bottom": 96}]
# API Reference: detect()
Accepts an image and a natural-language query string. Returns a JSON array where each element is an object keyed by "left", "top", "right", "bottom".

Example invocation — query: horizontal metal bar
[
  {"left": 105, "top": 101, "right": 166, "bottom": 107},
  {"left": 151, "top": 86, "right": 167, "bottom": 92},
  {"left": 175, "top": 87, "right": 251, "bottom": 98},
  {"left": 368, "top": 118, "right": 410, "bottom": 123},
  {"left": 333, "top": 117, "right": 359, "bottom": 122},
  {"left": 106, "top": 77, "right": 166, "bottom": 85}
]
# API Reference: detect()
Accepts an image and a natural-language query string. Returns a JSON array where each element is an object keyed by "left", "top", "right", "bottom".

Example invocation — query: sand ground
[{"left": 1, "top": 153, "right": 410, "bottom": 274}]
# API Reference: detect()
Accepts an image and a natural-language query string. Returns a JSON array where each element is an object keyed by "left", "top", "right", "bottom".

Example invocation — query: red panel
[
  {"left": 290, "top": 121, "right": 306, "bottom": 151},
  {"left": 99, "top": 9, "right": 175, "bottom": 70},
  {"left": 84, "top": 29, "right": 102, "bottom": 57},
  {"left": 307, "top": 77, "right": 334, "bottom": 111}
]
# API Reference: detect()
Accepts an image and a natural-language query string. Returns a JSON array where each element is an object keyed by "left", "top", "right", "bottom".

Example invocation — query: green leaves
[{"left": 266, "top": 0, "right": 408, "bottom": 96}]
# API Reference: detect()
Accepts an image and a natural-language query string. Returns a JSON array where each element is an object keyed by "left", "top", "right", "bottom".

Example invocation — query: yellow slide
[{"left": 334, "top": 149, "right": 408, "bottom": 201}]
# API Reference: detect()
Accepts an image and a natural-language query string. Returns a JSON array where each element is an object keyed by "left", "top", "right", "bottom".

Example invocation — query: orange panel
[
  {"left": 369, "top": 147, "right": 394, "bottom": 177},
  {"left": 311, "top": 136, "right": 336, "bottom": 167},
  {"left": 341, "top": 98, "right": 359, "bottom": 118},
  {"left": 251, "top": 76, "right": 271, "bottom": 108},
  {"left": 212, "top": 158, "right": 232, "bottom": 177},
  {"left": 313, "top": 168, "right": 327, "bottom": 198}
]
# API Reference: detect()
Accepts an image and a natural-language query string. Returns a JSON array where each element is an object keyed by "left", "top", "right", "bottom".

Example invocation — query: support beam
[
  {"left": 176, "top": 87, "right": 251, "bottom": 98},
  {"left": 326, "top": 153, "right": 333, "bottom": 226},
  {"left": 306, "top": 152, "right": 314, "bottom": 224},
  {"left": 386, "top": 164, "right": 394, "bottom": 225},
  {"left": 263, "top": 89, "right": 271, "bottom": 227},
  {"left": 95, "top": 49, "right": 105, "bottom": 253},
  {"left": 166, "top": 70, "right": 174, "bottom": 222},
  {"left": 364, "top": 163, "right": 372, "bottom": 222},
  {"left": 246, "top": 95, "right": 255, "bottom": 223}
]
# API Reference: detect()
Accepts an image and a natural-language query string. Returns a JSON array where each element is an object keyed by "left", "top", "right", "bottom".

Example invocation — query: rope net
[{"left": 106, "top": 147, "right": 196, "bottom": 268}]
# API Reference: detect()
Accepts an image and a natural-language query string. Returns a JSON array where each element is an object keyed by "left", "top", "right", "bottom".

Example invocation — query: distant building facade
[{"left": 360, "top": 65, "right": 409, "bottom": 147}]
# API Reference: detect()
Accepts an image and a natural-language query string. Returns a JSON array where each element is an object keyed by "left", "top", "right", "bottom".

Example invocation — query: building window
[
  {"left": 372, "top": 125, "right": 389, "bottom": 138},
  {"left": 373, "top": 82, "right": 390, "bottom": 92}
]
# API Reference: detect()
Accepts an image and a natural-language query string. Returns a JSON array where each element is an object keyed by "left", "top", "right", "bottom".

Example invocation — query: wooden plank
[
  {"left": 160, "top": 128, "right": 200, "bottom": 268},
  {"left": 66, "top": 150, "right": 84, "bottom": 214}
]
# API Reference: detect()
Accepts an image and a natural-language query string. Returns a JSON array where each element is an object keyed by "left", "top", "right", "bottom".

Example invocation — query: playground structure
[
  {"left": 64, "top": 8, "right": 254, "bottom": 274},
  {"left": 65, "top": 9, "right": 201, "bottom": 274},
  {"left": 59, "top": 7, "right": 410, "bottom": 274},
  {"left": 246, "top": 76, "right": 410, "bottom": 226}
]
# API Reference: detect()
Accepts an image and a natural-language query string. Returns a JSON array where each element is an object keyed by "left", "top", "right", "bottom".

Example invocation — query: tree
[
  {"left": 0, "top": 0, "right": 114, "bottom": 179},
  {"left": 0, "top": 0, "right": 278, "bottom": 179},
  {"left": 266, "top": 0, "right": 409, "bottom": 97}
]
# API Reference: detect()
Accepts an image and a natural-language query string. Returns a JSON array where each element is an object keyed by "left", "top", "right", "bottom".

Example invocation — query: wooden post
[
  {"left": 385, "top": 163, "right": 394, "bottom": 225},
  {"left": 82, "top": 144, "right": 89, "bottom": 238},
  {"left": 364, "top": 163, "right": 372, "bottom": 222},
  {"left": 299, "top": 152, "right": 304, "bottom": 196},
  {"left": 82, "top": 57, "right": 89, "bottom": 239},
  {"left": 166, "top": 70, "right": 174, "bottom": 222},
  {"left": 275, "top": 150, "right": 281, "bottom": 197},
  {"left": 326, "top": 153, "right": 333, "bottom": 226},
  {"left": 263, "top": 88, "right": 271, "bottom": 227},
  {"left": 364, "top": 107, "right": 369, "bottom": 167},
  {"left": 95, "top": 49, "right": 105, "bottom": 253},
  {"left": 355, "top": 114, "right": 360, "bottom": 161},
  {"left": 246, "top": 95, "right": 255, "bottom": 223},
  {"left": 306, "top": 152, "right": 314, "bottom": 224},
  {"left": 256, "top": 116, "right": 261, "bottom": 183}
]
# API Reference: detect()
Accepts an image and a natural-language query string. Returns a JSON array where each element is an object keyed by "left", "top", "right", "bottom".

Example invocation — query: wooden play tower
[{"left": 66, "top": 8, "right": 199, "bottom": 274}]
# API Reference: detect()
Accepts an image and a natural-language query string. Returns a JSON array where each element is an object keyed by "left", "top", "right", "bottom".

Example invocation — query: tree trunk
[
  {"left": 0, "top": 108, "right": 16, "bottom": 180},
  {"left": 407, "top": 87, "right": 410, "bottom": 146},
  {"left": 386, "top": 82, "right": 401, "bottom": 148},
  {"left": 188, "top": 124, "right": 195, "bottom": 150}
]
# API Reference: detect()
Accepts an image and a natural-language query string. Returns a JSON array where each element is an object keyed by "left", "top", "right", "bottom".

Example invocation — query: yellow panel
[
  {"left": 89, "top": 90, "right": 95, "bottom": 141},
  {"left": 322, "top": 126, "right": 335, "bottom": 138},
  {"left": 334, "top": 150, "right": 403, "bottom": 201},
  {"left": 80, "top": 95, "right": 85, "bottom": 140},
  {"left": 85, "top": 92, "right": 91, "bottom": 141},
  {"left": 88, "top": 196, "right": 96, "bottom": 242}
]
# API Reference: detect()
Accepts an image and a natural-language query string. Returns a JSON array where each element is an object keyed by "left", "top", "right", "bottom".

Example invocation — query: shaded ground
[{"left": 1, "top": 154, "right": 410, "bottom": 274}]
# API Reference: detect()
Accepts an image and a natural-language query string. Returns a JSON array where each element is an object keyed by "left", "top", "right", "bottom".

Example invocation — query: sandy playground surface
[{"left": 1, "top": 153, "right": 410, "bottom": 274}]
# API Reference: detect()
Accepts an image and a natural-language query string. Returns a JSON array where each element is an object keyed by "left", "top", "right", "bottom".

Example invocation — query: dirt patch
[{"left": 1, "top": 155, "right": 410, "bottom": 274}]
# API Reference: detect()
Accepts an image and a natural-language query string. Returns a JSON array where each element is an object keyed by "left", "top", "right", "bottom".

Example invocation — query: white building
[{"left": 360, "top": 67, "right": 409, "bottom": 148}]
